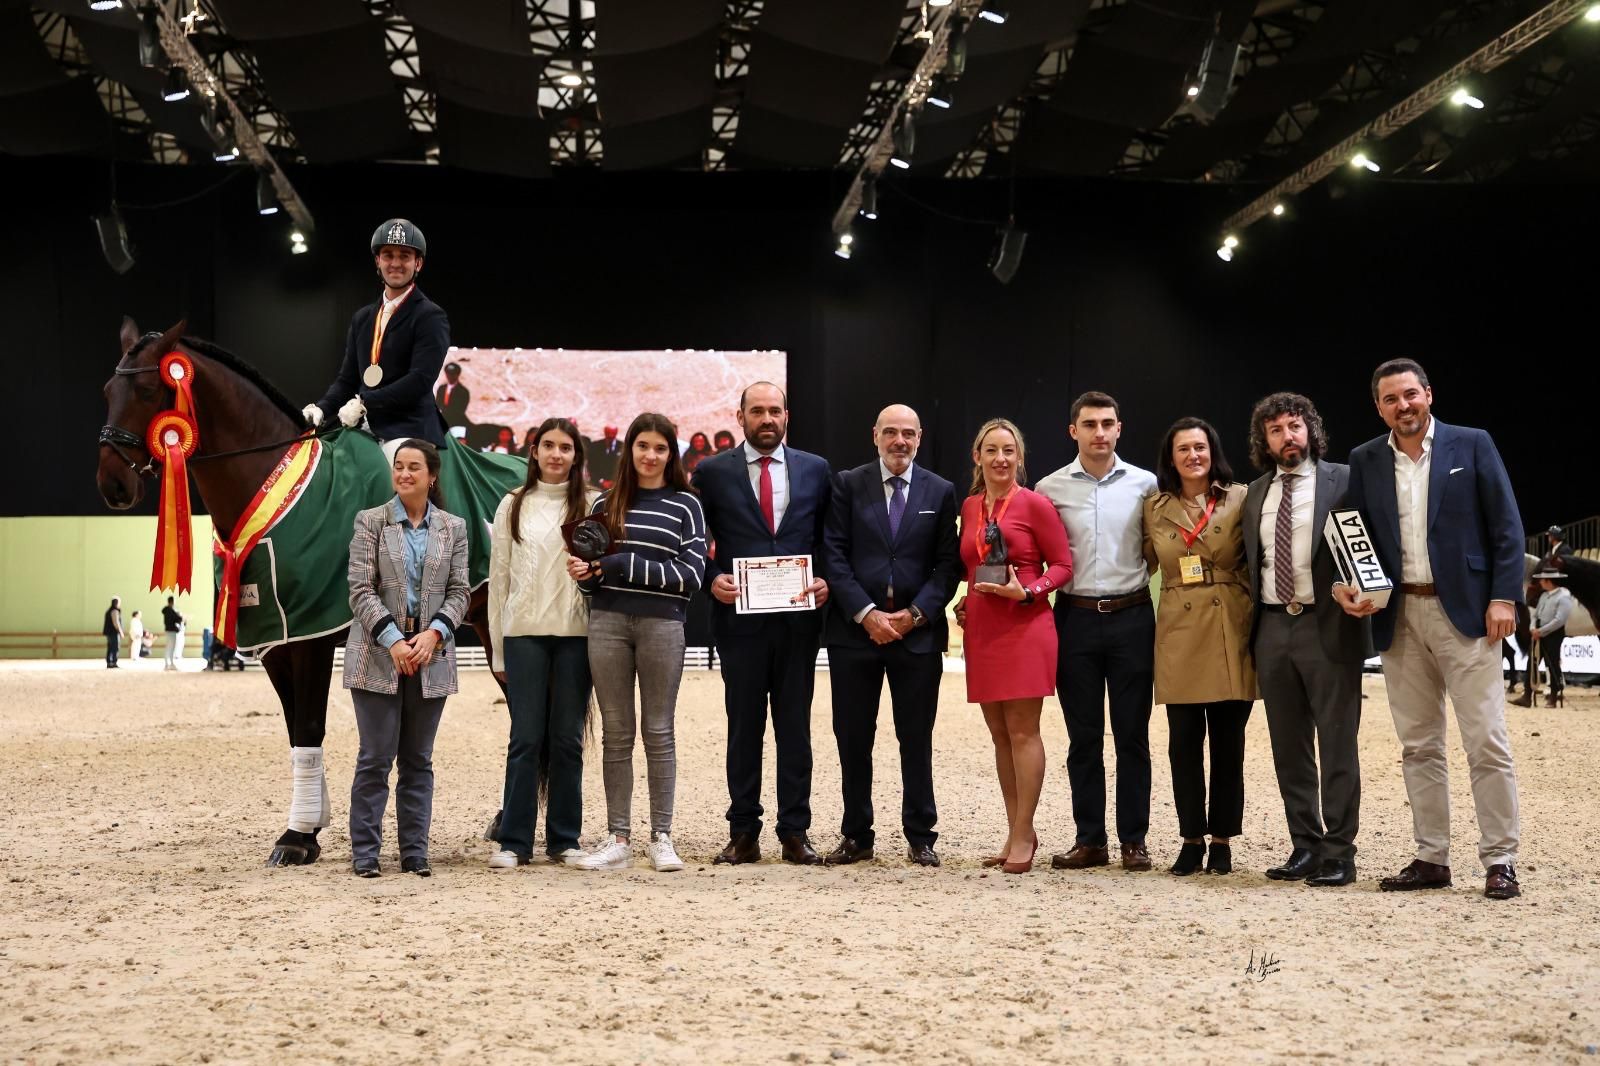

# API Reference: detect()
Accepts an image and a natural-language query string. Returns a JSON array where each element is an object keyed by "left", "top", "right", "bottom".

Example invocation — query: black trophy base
[{"left": 974, "top": 564, "right": 1010, "bottom": 586}]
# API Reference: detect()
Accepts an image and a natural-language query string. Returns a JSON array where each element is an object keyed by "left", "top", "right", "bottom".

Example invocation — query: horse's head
[{"left": 97, "top": 317, "right": 186, "bottom": 509}]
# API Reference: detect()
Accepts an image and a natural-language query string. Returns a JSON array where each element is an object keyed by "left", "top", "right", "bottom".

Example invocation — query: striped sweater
[{"left": 582, "top": 486, "right": 707, "bottom": 622}]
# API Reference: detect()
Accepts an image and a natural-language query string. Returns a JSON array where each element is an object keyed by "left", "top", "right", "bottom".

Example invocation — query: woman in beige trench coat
[{"left": 1143, "top": 417, "right": 1257, "bottom": 877}]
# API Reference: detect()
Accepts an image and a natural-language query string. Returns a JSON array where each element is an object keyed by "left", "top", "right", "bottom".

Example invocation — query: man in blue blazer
[
  {"left": 1334, "top": 358, "right": 1524, "bottom": 900},
  {"left": 692, "top": 382, "right": 832, "bottom": 865},
  {"left": 820, "top": 404, "right": 961, "bottom": 867},
  {"left": 305, "top": 219, "right": 451, "bottom": 446}
]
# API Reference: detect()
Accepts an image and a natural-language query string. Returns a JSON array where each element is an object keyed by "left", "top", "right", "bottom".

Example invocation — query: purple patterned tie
[
  {"left": 888, "top": 476, "right": 907, "bottom": 539},
  {"left": 1274, "top": 472, "right": 1296, "bottom": 603}
]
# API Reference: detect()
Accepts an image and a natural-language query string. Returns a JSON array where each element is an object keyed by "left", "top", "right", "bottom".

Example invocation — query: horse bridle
[{"left": 98, "top": 331, "right": 165, "bottom": 480}]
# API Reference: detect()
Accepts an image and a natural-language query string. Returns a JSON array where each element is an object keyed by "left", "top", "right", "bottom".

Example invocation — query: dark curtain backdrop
[{"left": 8, "top": 156, "right": 1596, "bottom": 532}]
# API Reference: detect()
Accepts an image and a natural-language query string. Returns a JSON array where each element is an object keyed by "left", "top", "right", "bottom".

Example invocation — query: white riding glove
[
  {"left": 337, "top": 396, "right": 367, "bottom": 428},
  {"left": 300, "top": 404, "right": 323, "bottom": 428}
]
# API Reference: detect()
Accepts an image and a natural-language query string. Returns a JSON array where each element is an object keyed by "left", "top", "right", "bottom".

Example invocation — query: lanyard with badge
[{"left": 1177, "top": 495, "right": 1217, "bottom": 585}]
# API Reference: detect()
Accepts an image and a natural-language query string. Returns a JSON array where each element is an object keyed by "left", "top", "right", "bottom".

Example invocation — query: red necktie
[{"left": 758, "top": 456, "right": 775, "bottom": 533}]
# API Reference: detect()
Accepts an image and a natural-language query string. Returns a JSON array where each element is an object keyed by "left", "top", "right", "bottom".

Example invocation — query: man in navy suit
[
  {"left": 820, "top": 404, "right": 961, "bottom": 867},
  {"left": 692, "top": 382, "right": 832, "bottom": 865},
  {"left": 304, "top": 219, "right": 450, "bottom": 446},
  {"left": 1335, "top": 358, "right": 1524, "bottom": 900}
]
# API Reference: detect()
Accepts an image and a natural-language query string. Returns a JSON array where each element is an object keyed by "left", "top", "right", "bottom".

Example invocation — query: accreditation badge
[{"left": 1178, "top": 555, "right": 1205, "bottom": 585}]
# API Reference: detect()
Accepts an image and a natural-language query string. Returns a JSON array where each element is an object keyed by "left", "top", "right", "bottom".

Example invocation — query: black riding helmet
[{"left": 371, "top": 218, "right": 427, "bottom": 257}]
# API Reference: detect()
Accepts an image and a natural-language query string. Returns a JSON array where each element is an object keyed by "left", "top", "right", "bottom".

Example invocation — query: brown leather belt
[
  {"left": 1063, "top": 588, "right": 1151, "bottom": 614},
  {"left": 402, "top": 615, "right": 419, "bottom": 634},
  {"left": 1399, "top": 583, "right": 1437, "bottom": 597}
]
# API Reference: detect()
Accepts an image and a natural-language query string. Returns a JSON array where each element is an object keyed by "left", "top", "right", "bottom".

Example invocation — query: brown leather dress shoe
[
  {"left": 1511, "top": 691, "right": 1534, "bottom": 707},
  {"left": 779, "top": 835, "right": 823, "bottom": 865},
  {"left": 1378, "top": 858, "right": 1451, "bottom": 891},
  {"left": 1051, "top": 844, "right": 1110, "bottom": 869},
  {"left": 824, "top": 837, "right": 874, "bottom": 865},
  {"left": 713, "top": 832, "right": 761, "bottom": 865},
  {"left": 1120, "top": 843, "right": 1152, "bottom": 871},
  {"left": 907, "top": 844, "right": 940, "bottom": 867},
  {"left": 1484, "top": 864, "right": 1521, "bottom": 900}
]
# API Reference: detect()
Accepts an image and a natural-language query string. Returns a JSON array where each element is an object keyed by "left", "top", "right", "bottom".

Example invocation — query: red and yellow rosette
[
  {"left": 147, "top": 410, "right": 198, "bottom": 593},
  {"left": 159, "top": 351, "right": 196, "bottom": 416}
]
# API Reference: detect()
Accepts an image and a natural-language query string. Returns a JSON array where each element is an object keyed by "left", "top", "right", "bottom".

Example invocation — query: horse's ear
[
  {"left": 119, "top": 317, "right": 140, "bottom": 356},
  {"left": 156, "top": 318, "right": 188, "bottom": 355}
]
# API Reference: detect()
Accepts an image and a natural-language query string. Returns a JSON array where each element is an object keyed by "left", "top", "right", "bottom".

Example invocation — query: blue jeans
[
  {"left": 105, "top": 634, "right": 118, "bottom": 665},
  {"left": 499, "top": 635, "right": 591, "bottom": 858}
]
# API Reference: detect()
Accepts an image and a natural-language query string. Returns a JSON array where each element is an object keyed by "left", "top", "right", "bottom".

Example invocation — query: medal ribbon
[
  {"left": 369, "top": 285, "right": 414, "bottom": 367},
  {"left": 975, "top": 485, "right": 1018, "bottom": 564},
  {"left": 1180, "top": 494, "right": 1218, "bottom": 550}
]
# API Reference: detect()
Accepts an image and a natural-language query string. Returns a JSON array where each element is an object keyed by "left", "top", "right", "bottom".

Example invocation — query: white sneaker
[
  {"left": 576, "top": 837, "right": 631, "bottom": 871},
  {"left": 648, "top": 832, "right": 684, "bottom": 872},
  {"left": 487, "top": 849, "right": 527, "bottom": 870},
  {"left": 551, "top": 847, "right": 589, "bottom": 866}
]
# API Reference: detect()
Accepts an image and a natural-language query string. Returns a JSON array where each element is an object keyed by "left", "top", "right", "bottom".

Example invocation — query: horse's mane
[{"left": 179, "top": 336, "right": 304, "bottom": 423}]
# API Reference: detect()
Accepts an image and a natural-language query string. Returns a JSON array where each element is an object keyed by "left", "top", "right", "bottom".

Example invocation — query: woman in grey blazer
[{"left": 345, "top": 438, "right": 470, "bottom": 877}]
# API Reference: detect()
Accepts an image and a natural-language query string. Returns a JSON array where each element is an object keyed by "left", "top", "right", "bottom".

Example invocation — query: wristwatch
[
  {"left": 1021, "top": 588, "right": 1035, "bottom": 606},
  {"left": 908, "top": 605, "right": 927, "bottom": 628}
]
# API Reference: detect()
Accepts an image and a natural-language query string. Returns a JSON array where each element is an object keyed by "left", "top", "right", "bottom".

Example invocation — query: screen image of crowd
[{"left": 433, "top": 347, "right": 786, "bottom": 487}]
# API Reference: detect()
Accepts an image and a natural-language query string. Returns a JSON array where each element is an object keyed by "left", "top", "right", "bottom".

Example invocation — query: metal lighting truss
[{"left": 1219, "top": 0, "right": 1598, "bottom": 238}]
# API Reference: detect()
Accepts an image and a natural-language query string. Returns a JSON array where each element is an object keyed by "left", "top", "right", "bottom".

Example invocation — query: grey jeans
[
  {"left": 349, "top": 673, "right": 447, "bottom": 864},
  {"left": 587, "top": 608, "right": 686, "bottom": 839}
]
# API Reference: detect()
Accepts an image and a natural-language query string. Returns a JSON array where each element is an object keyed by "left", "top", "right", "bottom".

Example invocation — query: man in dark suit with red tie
[
  {"left": 820, "top": 404, "right": 961, "bottom": 866},
  {"left": 691, "top": 382, "right": 832, "bottom": 865},
  {"left": 434, "top": 362, "right": 470, "bottom": 430},
  {"left": 304, "top": 218, "right": 450, "bottom": 446}
]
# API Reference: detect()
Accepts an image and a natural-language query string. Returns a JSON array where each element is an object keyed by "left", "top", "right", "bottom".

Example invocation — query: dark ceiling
[{"left": 4, "top": 0, "right": 1598, "bottom": 183}]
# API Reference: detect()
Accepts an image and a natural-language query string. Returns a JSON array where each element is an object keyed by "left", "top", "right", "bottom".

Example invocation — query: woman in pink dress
[{"left": 956, "top": 418, "right": 1072, "bottom": 873}]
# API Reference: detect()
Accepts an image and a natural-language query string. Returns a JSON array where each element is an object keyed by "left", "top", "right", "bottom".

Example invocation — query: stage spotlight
[
  {"left": 1271, "top": 202, "right": 1285, "bottom": 217},
  {"left": 290, "top": 230, "right": 308, "bottom": 255},
  {"left": 989, "top": 220, "right": 1027, "bottom": 284},
  {"left": 1216, "top": 245, "right": 1234, "bottom": 262},
  {"left": 947, "top": 17, "right": 969, "bottom": 80},
  {"left": 207, "top": 113, "right": 237, "bottom": 162},
  {"left": 834, "top": 231, "right": 854, "bottom": 260},
  {"left": 138, "top": 4, "right": 162, "bottom": 68},
  {"left": 256, "top": 171, "right": 280, "bottom": 215},
  {"left": 977, "top": 5, "right": 1009, "bottom": 25},
  {"left": 1586, "top": 4, "right": 1600, "bottom": 22},
  {"left": 927, "top": 75, "right": 954, "bottom": 110},
  {"left": 928, "top": 0, "right": 953, "bottom": 6},
  {"left": 1351, "top": 152, "right": 1380, "bottom": 172},
  {"left": 88, "top": 0, "right": 122, "bottom": 10},
  {"left": 93, "top": 205, "right": 135, "bottom": 274},
  {"left": 890, "top": 112, "right": 916, "bottom": 168},
  {"left": 1223, "top": 234, "right": 1239, "bottom": 249},
  {"left": 1450, "top": 87, "right": 1485, "bottom": 109},
  {"left": 162, "top": 65, "right": 190, "bottom": 102},
  {"left": 1187, "top": 28, "right": 1242, "bottom": 122},
  {"left": 859, "top": 178, "right": 879, "bottom": 221},
  {"left": 558, "top": 71, "right": 584, "bottom": 88}
]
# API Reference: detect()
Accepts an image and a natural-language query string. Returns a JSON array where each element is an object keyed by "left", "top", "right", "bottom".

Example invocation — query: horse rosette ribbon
[
  {"left": 147, "top": 408, "right": 198, "bottom": 593},
  {"left": 159, "top": 351, "right": 196, "bottom": 416}
]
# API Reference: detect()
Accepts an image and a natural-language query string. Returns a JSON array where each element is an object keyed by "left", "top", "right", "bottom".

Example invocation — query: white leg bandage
[{"left": 288, "top": 746, "right": 331, "bottom": 832}]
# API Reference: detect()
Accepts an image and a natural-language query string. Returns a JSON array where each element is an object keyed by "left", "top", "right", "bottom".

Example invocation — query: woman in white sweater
[{"left": 486, "top": 418, "right": 598, "bottom": 869}]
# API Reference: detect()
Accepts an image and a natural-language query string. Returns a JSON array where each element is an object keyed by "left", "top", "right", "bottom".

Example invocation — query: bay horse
[{"left": 97, "top": 318, "right": 509, "bottom": 867}]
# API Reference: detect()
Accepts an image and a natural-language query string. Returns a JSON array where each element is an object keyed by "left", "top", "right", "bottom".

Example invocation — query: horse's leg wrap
[{"left": 288, "top": 746, "right": 331, "bottom": 832}]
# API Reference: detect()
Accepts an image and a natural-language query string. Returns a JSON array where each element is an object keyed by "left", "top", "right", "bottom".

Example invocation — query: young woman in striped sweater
[{"left": 567, "top": 412, "right": 706, "bottom": 872}]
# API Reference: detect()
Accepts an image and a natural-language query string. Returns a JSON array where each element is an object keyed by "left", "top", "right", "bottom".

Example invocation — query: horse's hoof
[
  {"left": 266, "top": 831, "right": 321, "bottom": 867},
  {"left": 482, "top": 811, "right": 502, "bottom": 843}
]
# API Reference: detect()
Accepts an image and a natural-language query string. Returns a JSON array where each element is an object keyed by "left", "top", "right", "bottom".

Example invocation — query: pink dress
[{"left": 960, "top": 488, "right": 1072, "bottom": 703}]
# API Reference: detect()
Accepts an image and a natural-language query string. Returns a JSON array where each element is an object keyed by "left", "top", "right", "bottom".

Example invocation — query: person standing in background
[
  {"left": 161, "top": 595, "right": 184, "bottom": 671},
  {"left": 103, "top": 597, "right": 124, "bottom": 668}
]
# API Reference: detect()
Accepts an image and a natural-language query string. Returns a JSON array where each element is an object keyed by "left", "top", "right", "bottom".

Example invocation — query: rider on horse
[{"left": 302, "top": 219, "right": 451, "bottom": 447}]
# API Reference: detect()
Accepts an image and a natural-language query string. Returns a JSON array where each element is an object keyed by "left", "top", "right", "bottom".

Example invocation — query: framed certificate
[{"left": 734, "top": 555, "right": 816, "bottom": 614}]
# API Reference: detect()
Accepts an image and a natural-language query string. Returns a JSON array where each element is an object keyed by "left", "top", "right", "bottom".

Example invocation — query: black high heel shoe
[
  {"left": 1205, "top": 841, "right": 1232, "bottom": 875},
  {"left": 1170, "top": 842, "right": 1205, "bottom": 876}
]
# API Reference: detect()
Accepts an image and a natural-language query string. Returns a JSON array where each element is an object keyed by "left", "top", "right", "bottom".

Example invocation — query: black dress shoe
[
  {"left": 906, "top": 844, "right": 940, "bottom": 867},
  {"left": 779, "top": 835, "right": 823, "bottom": 865},
  {"left": 824, "top": 837, "right": 874, "bottom": 865},
  {"left": 401, "top": 856, "right": 432, "bottom": 877},
  {"left": 713, "top": 832, "right": 761, "bottom": 865},
  {"left": 1204, "top": 842, "right": 1232, "bottom": 875},
  {"left": 1169, "top": 842, "right": 1205, "bottom": 876},
  {"left": 353, "top": 858, "right": 380, "bottom": 878},
  {"left": 1264, "top": 847, "right": 1317, "bottom": 881},
  {"left": 1378, "top": 859, "right": 1451, "bottom": 892},
  {"left": 1305, "top": 857, "right": 1356, "bottom": 886}
]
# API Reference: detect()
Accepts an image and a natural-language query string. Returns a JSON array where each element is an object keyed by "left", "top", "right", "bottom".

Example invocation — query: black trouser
[
  {"left": 828, "top": 642, "right": 942, "bottom": 849},
  {"left": 1055, "top": 600, "right": 1155, "bottom": 848},
  {"left": 1536, "top": 627, "right": 1566, "bottom": 694},
  {"left": 718, "top": 618, "right": 819, "bottom": 839},
  {"left": 105, "top": 634, "right": 118, "bottom": 666},
  {"left": 1166, "top": 701, "right": 1252, "bottom": 839}
]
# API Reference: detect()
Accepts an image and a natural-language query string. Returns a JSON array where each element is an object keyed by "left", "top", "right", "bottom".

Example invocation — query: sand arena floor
[{"left": 2, "top": 662, "right": 1597, "bottom": 1065}]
